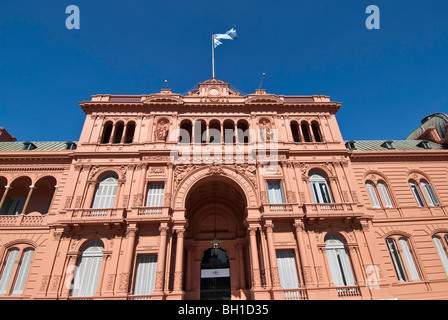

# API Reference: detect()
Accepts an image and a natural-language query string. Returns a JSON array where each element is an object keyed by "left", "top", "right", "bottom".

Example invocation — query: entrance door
[{"left": 200, "top": 248, "right": 231, "bottom": 300}]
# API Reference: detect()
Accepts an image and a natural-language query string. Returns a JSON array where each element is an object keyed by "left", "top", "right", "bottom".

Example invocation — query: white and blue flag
[{"left": 213, "top": 26, "right": 237, "bottom": 48}]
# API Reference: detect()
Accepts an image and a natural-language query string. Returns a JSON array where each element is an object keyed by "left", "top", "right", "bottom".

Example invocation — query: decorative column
[
  {"left": 46, "top": 185, "right": 59, "bottom": 214},
  {"left": 153, "top": 224, "right": 169, "bottom": 297},
  {"left": 62, "top": 254, "right": 79, "bottom": 298},
  {"left": 173, "top": 228, "right": 185, "bottom": 294},
  {"left": 138, "top": 163, "right": 148, "bottom": 206},
  {"left": 109, "top": 123, "right": 117, "bottom": 144},
  {"left": 119, "top": 224, "right": 138, "bottom": 294},
  {"left": 0, "top": 186, "right": 12, "bottom": 212},
  {"left": 329, "top": 177, "right": 342, "bottom": 203},
  {"left": 114, "top": 180, "right": 124, "bottom": 208},
  {"left": 83, "top": 181, "right": 96, "bottom": 208},
  {"left": 281, "top": 161, "right": 295, "bottom": 203},
  {"left": 293, "top": 220, "right": 314, "bottom": 286},
  {"left": 248, "top": 226, "right": 262, "bottom": 289},
  {"left": 21, "top": 185, "right": 36, "bottom": 214},
  {"left": 164, "top": 163, "right": 174, "bottom": 206},
  {"left": 264, "top": 222, "right": 281, "bottom": 290}
]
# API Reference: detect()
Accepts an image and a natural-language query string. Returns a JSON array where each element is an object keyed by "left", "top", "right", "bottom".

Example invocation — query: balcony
[
  {"left": 60, "top": 208, "right": 126, "bottom": 225},
  {"left": 0, "top": 213, "right": 47, "bottom": 227},
  {"left": 303, "top": 202, "right": 364, "bottom": 221},
  {"left": 262, "top": 203, "right": 300, "bottom": 217},
  {"left": 283, "top": 288, "right": 308, "bottom": 300},
  {"left": 127, "top": 206, "right": 171, "bottom": 222}
]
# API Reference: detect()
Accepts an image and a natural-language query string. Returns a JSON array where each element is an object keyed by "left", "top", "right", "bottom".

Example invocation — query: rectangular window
[
  {"left": 276, "top": 250, "right": 299, "bottom": 289},
  {"left": 134, "top": 254, "right": 158, "bottom": 296},
  {"left": 266, "top": 180, "right": 286, "bottom": 204},
  {"left": 145, "top": 183, "right": 165, "bottom": 207}
]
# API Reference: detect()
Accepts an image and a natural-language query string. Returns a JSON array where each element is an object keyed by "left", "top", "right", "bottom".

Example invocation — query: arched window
[
  {"left": 0, "top": 177, "right": 30, "bottom": 216},
  {"left": 209, "top": 120, "right": 221, "bottom": 144},
  {"left": 309, "top": 172, "right": 332, "bottom": 204},
  {"left": 432, "top": 234, "right": 448, "bottom": 276},
  {"left": 386, "top": 237, "right": 420, "bottom": 282},
  {"left": 223, "top": 120, "right": 235, "bottom": 144},
  {"left": 237, "top": 120, "right": 249, "bottom": 144},
  {"left": 409, "top": 181, "right": 425, "bottom": 207},
  {"left": 366, "top": 182, "right": 381, "bottom": 208},
  {"left": 324, "top": 233, "right": 356, "bottom": 287},
  {"left": 91, "top": 174, "right": 118, "bottom": 209},
  {"left": 420, "top": 180, "right": 439, "bottom": 206},
  {"left": 377, "top": 181, "right": 393, "bottom": 208},
  {"left": 124, "top": 122, "right": 136, "bottom": 144},
  {"left": 0, "top": 247, "right": 35, "bottom": 295},
  {"left": 365, "top": 180, "right": 393, "bottom": 209},
  {"left": 101, "top": 122, "right": 113, "bottom": 144},
  {"left": 72, "top": 240, "right": 104, "bottom": 297},
  {"left": 179, "top": 120, "right": 192, "bottom": 144},
  {"left": 290, "top": 121, "right": 301, "bottom": 143},
  {"left": 301, "top": 122, "right": 311, "bottom": 142},
  {"left": 194, "top": 120, "right": 207, "bottom": 144},
  {"left": 112, "top": 122, "right": 125, "bottom": 144},
  {"left": 311, "top": 121, "right": 322, "bottom": 142}
]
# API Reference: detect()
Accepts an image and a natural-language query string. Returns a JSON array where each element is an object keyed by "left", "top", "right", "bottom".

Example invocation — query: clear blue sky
[{"left": 1, "top": 0, "right": 447, "bottom": 142}]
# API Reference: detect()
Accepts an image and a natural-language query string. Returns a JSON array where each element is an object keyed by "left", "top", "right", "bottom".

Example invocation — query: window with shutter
[
  {"left": 134, "top": 254, "right": 158, "bottom": 295},
  {"left": 146, "top": 183, "right": 165, "bottom": 207},
  {"left": 276, "top": 250, "right": 300, "bottom": 289}
]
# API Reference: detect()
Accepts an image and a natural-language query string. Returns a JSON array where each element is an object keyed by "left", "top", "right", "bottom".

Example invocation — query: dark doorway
[{"left": 200, "top": 248, "right": 231, "bottom": 300}]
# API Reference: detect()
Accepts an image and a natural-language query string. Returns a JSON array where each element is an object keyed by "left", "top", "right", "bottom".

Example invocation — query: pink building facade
[{"left": 0, "top": 79, "right": 447, "bottom": 300}]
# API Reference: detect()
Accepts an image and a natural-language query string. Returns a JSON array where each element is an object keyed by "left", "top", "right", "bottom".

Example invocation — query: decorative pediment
[{"left": 187, "top": 78, "right": 240, "bottom": 97}]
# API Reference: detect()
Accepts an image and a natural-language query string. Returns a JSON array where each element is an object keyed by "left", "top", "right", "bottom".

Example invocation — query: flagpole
[{"left": 212, "top": 32, "right": 215, "bottom": 79}]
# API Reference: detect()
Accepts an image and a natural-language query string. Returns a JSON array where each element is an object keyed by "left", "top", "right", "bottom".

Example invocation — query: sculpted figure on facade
[{"left": 155, "top": 119, "right": 169, "bottom": 142}]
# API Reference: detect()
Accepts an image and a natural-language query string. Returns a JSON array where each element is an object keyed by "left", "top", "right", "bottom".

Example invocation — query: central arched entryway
[
  {"left": 200, "top": 248, "right": 231, "bottom": 300},
  {"left": 183, "top": 175, "right": 250, "bottom": 300}
]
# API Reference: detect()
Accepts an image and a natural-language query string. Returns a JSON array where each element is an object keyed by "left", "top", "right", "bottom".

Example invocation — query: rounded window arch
[
  {"left": 237, "top": 120, "right": 250, "bottom": 143},
  {"left": 91, "top": 173, "right": 119, "bottom": 209},
  {"left": 0, "top": 245, "right": 35, "bottom": 295},
  {"left": 432, "top": 233, "right": 448, "bottom": 277},
  {"left": 301, "top": 121, "right": 311, "bottom": 142},
  {"left": 290, "top": 121, "right": 301, "bottom": 143},
  {"left": 100, "top": 121, "right": 113, "bottom": 144},
  {"left": 365, "top": 180, "right": 394, "bottom": 209},
  {"left": 194, "top": 119, "right": 207, "bottom": 144},
  {"left": 209, "top": 119, "right": 221, "bottom": 144},
  {"left": 311, "top": 121, "right": 322, "bottom": 142},
  {"left": 112, "top": 121, "right": 125, "bottom": 144},
  {"left": 223, "top": 119, "right": 235, "bottom": 144},
  {"left": 124, "top": 121, "right": 136, "bottom": 144},
  {"left": 72, "top": 240, "right": 104, "bottom": 297},
  {"left": 309, "top": 171, "right": 332, "bottom": 204},
  {"left": 409, "top": 180, "right": 425, "bottom": 207},
  {"left": 324, "top": 233, "right": 356, "bottom": 287},
  {"left": 419, "top": 179, "right": 440, "bottom": 206},
  {"left": 385, "top": 235, "right": 420, "bottom": 282},
  {"left": 179, "top": 120, "right": 192, "bottom": 144}
]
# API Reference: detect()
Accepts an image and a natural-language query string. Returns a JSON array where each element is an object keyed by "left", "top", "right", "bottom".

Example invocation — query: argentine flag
[{"left": 214, "top": 26, "right": 237, "bottom": 48}]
